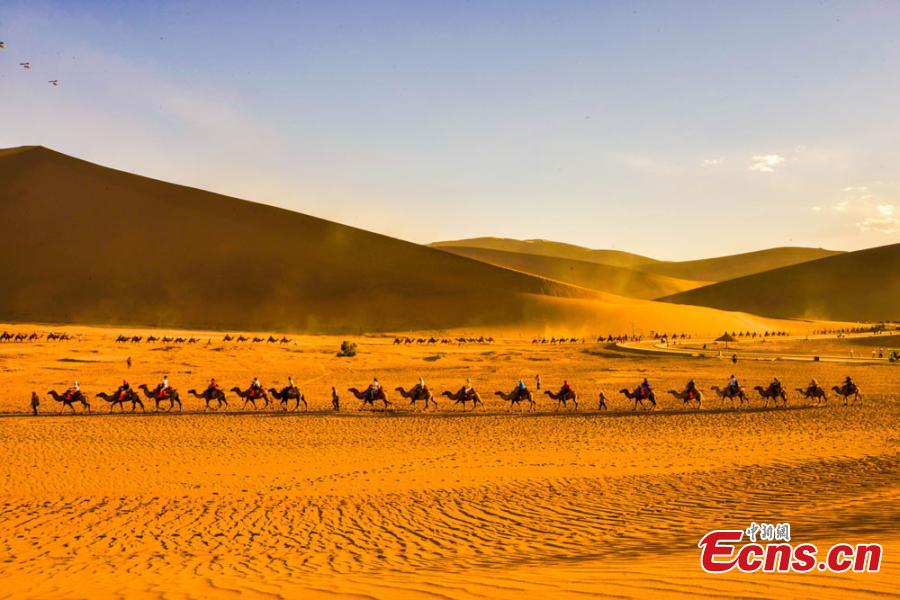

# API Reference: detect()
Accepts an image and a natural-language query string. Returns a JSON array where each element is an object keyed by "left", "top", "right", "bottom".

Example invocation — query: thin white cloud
[
  {"left": 701, "top": 157, "right": 723, "bottom": 167},
  {"left": 748, "top": 154, "right": 785, "bottom": 172},
  {"left": 856, "top": 216, "right": 900, "bottom": 233},
  {"left": 876, "top": 204, "right": 895, "bottom": 216},
  {"left": 833, "top": 200, "right": 850, "bottom": 212}
]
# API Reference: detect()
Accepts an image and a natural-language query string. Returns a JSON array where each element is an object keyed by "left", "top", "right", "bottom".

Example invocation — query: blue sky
[{"left": 1, "top": 0, "right": 898, "bottom": 259}]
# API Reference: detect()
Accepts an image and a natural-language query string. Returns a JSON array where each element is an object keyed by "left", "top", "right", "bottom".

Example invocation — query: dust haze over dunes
[
  {"left": 0, "top": 146, "right": 827, "bottom": 336},
  {"left": 661, "top": 243, "right": 900, "bottom": 322},
  {"left": 0, "top": 146, "right": 601, "bottom": 332},
  {"left": 432, "top": 237, "right": 842, "bottom": 283},
  {"left": 431, "top": 236, "right": 657, "bottom": 268},
  {"left": 434, "top": 244, "right": 706, "bottom": 299}
]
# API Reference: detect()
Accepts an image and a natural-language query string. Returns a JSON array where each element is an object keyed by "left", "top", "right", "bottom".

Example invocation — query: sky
[{"left": 1, "top": 0, "right": 899, "bottom": 260}]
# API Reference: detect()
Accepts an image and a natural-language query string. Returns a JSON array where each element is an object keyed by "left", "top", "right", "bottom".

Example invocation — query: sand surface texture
[{"left": 1, "top": 326, "right": 897, "bottom": 598}]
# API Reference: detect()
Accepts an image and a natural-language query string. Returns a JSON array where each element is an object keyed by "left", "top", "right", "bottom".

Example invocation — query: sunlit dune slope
[
  {"left": 435, "top": 245, "right": 706, "bottom": 299},
  {"left": 0, "top": 146, "right": 600, "bottom": 332},
  {"left": 433, "top": 238, "right": 841, "bottom": 282},
  {"left": 661, "top": 243, "right": 900, "bottom": 321},
  {"left": 430, "top": 237, "right": 656, "bottom": 268},
  {"left": 640, "top": 246, "right": 843, "bottom": 281}
]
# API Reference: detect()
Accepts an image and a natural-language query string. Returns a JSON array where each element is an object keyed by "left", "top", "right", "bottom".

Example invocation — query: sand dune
[
  {"left": 432, "top": 237, "right": 841, "bottom": 282},
  {"left": 661, "top": 243, "right": 900, "bottom": 321},
  {"left": 0, "top": 146, "right": 840, "bottom": 336},
  {"left": 434, "top": 245, "right": 706, "bottom": 299},
  {"left": 641, "top": 246, "right": 844, "bottom": 282},
  {"left": 0, "top": 147, "right": 601, "bottom": 333},
  {"left": 431, "top": 236, "right": 657, "bottom": 268},
  {"left": 0, "top": 325, "right": 897, "bottom": 598}
]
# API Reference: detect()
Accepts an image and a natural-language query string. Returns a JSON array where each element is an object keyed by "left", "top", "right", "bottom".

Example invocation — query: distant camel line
[{"left": 30, "top": 378, "right": 863, "bottom": 415}]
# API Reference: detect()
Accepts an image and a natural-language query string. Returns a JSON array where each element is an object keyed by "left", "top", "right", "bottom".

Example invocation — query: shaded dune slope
[{"left": 661, "top": 243, "right": 900, "bottom": 321}]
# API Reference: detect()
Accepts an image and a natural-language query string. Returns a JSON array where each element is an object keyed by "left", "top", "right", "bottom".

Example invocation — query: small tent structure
[{"left": 715, "top": 332, "right": 737, "bottom": 348}]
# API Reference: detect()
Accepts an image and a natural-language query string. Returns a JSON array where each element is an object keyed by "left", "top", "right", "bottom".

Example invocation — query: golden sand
[{"left": 0, "top": 325, "right": 897, "bottom": 598}]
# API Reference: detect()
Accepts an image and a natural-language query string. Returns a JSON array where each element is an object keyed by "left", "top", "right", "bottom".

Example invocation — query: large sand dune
[
  {"left": 661, "top": 243, "right": 900, "bottom": 321},
  {"left": 432, "top": 237, "right": 841, "bottom": 281},
  {"left": 433, "top": 245, "right": 706, "bottom": 299},
  {"left": 0, "top": 324, "right": 896, "bottom": 598},
  {"left": 0, "top": 146, "right": 831, "bottom": 336},
  {"left": 0, "top": 147, "right": 601, "bottom": 332}
]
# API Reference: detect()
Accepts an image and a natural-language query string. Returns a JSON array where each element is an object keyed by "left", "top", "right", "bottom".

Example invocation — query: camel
[
  {"left": 832, "top": 382, "right": 862, "bottom": 406},
  {"left": 96, "top": 389, "right": 144, "bottom": 412},
  {"left": 544, "top": 388, "right": 578, "bottom": 411},
  {"left": 709, "top": 385, "right": 749, "bottom": 408},
  {"left": 138, "top": 384, "right": 182, "bottom": 412},
  {"left": 795, "top": 386, "right": 827, "bottom": 406},
  {"left": 754, "top": 384, "right": 788, "bottom": 407},
  {"left": 494, "top": 388, "right": 535, "bottom": 412},
  {"left": 188, "top": 388, "right": 228, "bottom": 410},
  {"left": 395, "top": 385, "right": 436, "bottom": 410},
  {"left": 269, "top": 386, "right": 307, "bottom": 412},
  {"left": 47, "top": 389, "right": 91, "bottom": 413},
  {"left": 618, "top": 387, "right": 656, "bottom": 411},
  {"left": 347, "top": 387, "right": 391, "bottom": 410},
  {"left": 230, "top": 386, "right": 270, "bottom": 410},
  {"left": 441, "top": 387, "right": 483, "bottom": 411},
  {"left": 667, "top": 388, "right": 702, "bottom": 409}
]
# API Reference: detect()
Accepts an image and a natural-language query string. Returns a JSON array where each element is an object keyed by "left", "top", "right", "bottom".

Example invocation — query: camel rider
[
  {"left": 844, "top": 375, "right": 854, "bottom": 391},
  {"left": 369, "top": 377, "right": 381, "bottom": 400},
  {"left": 158, "top": 374, "right": 169, "bottom": 399},
  {"left": 640, "top": 378, "right": 652, "bottom": 398},
  {"left": 771, "top": 377, "right": 782, "bottom": 392},
  {"left": 728, "top": 374, "right": 739, "bottom": 394},
  {"left": 516, "top": 378, "right": 527, "bottom": 399},
  {"left": 418, "top": 376, "right": 425, "bottom": 391},
  {"left": 288, "top": 376, "right": 296, "bottom": 390},
  {"left": 67, "top": 380, "right": 79, "bottom": 401},
  {"left": 561, "top": 380, "right": 572, "bottom": 395},
  {"left": 117, "top": 379, "right": 130, "bottom": 401},
  {"left": 208, "top": 378, "right": 219, "bottom": 392},
  {"left": 250, "top": 377, "right": 262, "bottom": 397},
  {"left": 463, "top": 377, "right": 473, "bottom": 399},
  {"left": 685, "top": 378, "right": 697, "bottom": 399},
  {"left": 807, "top": 378, "right": 819, "bottom": 393}
]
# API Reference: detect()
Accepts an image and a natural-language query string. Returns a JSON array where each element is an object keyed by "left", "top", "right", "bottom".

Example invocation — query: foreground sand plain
[{"left": 0, "top": 324, "right": 897, "bottom": 598}]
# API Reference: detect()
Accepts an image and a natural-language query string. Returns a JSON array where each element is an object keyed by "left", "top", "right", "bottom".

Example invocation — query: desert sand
[{"left": 1, "top": 324, "right": 897, "bottom": 598}]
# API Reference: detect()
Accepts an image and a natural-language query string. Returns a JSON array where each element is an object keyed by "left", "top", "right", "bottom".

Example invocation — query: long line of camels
[{"left": 35, "top": 377, "right": 863, "bottom": 415}]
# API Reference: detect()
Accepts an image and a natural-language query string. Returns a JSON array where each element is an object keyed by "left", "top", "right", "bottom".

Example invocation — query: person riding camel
[
  {"left": 66, "top": 380, "right": 80, "bottom": 401},
  {"left": 770, "top": 377, "right": 782, "bottom": 393},
  {"left": 207, "top": 378, "right": 219, "bottom": 393},
  {"left": 807, "top": 378, "right": 819, "bottom": 394},
  {"left": 516, "top": 378, "right": 528, "bottom": 400},
  {"left": 685, "top": 378, "right": 698, "bottom": 399},
  {"left": 560, "top": 380, "right": 572, "bottom": 395},
  {"left": 639, "top": 378, "right": 652, "bottom": 398},
  {"left": 728, "top": 374, "right": 740, "bottom": 394},
  {"left": 416, "top": 376, "right": 426, "bottom": 394},
  {"left": 250, "top": 377, "right": 262, "bottom": 398},
  {"left": 116, "top": 379, "right": 130, "bottom": 401},
  {"left": 843, "top": 375, "right": 855, "bottom": 392},
  {"left": 369, "top": 377, "right": 381, "bottom": 401},
  {"left": 287, "top": 376, "right": 296, "bottom": 391},
  {"left": 157, "top": 374, "right": 170, "bottom": 399}
]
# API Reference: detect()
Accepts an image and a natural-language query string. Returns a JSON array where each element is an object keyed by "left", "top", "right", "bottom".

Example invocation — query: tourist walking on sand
[
  {"left": 331, "top": 387, "right": 340, "bottom": 411},
  {"left": 535, "top": 374, "right": 541, "bottom": 390},
  {"left": 31, "top": 391, "right": 40, "bottom": 415},
  {"left": 127, "top": 356, "right": 132, "bottom": 369}
]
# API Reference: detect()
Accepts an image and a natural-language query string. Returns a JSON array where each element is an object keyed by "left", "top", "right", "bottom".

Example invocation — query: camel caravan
[
  {"left": 30, "top": 374, "right": 863, "bottom": 415},
  {"left": 1, "top": 330, "right": 73, "bottom": 343}
]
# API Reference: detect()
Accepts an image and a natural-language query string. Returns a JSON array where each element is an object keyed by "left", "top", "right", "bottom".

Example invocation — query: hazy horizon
[{"left": 2, "top": 1, "right": 899, "bottom": 260}]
